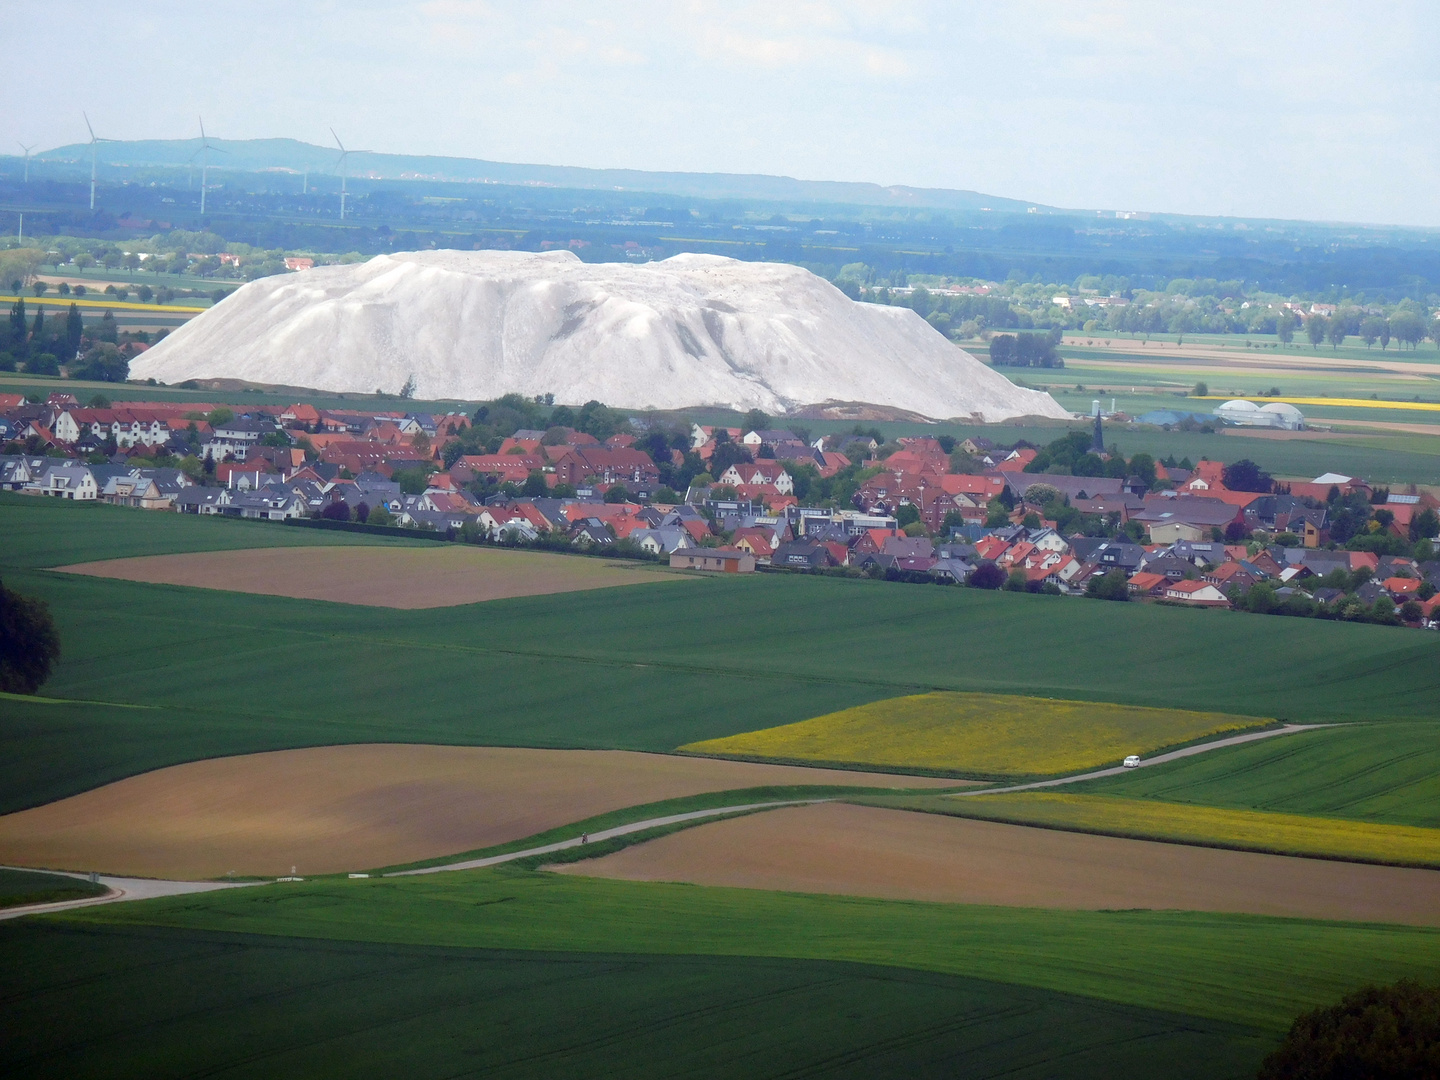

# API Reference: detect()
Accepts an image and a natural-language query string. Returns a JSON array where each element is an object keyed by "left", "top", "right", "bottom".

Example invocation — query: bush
[
  {"left": 1259, "top": 979, "right": 1440, "bottom": 1080},
  {"left": 0, "top": 578, "right": 61, "bottom": 694},
  {"left": 70, "top": 343, "right": 129, "bottom": 382},
  {"left": 1085, "top": 570, "right": 1131, "bottom": 601},
  {"left": 968, "top": 561, "right": 1005, "bottom": 589}
]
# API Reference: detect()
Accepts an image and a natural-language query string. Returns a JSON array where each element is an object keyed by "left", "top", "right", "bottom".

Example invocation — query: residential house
[
  {"left": 99, "top": 472, "right": 171, "bottom": 510},
  {"left": 1005, "top": 473, "right": 1124, "bottom": 504},
  {"left": 551, "top": 446, "right": 660, "bottom": 489},
  {"left": 225, "top": 485, "right": 306, "bottom": 520},
  {"left": 1163, "top": 580, "right": 1232, "bottom": 607},
  {"left": 669, "top": 548, "right": 756, "bottom": 573},
  {"left": 34, "top": 464, "right": 97, "bottom": 500},
  {"left": 173, "top": 487, "right": 231, "bottom": 514},
  {"left": 771, "top": 538, "right": 838, "bottom": 569},
  {"left": 0, "top": 456, "right": 42, "bottom": 490},
  {"left": 629, "top": 527, "right": 693, "bottom": 555},
  {"left": 717, "top": 461, "right": 794, "bottom": 494},
  {"left": 1133, "top": 497, "right": 1243, "bottom": 543},
  {"left": 1203, "top": 561, "right": 1266, "bottom": 592},
  {"left": 1127, "top": 571, "right": 1169, "bottom": 597}
]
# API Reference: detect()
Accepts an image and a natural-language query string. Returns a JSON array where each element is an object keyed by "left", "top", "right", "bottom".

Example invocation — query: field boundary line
[{"left": 386, "top": 800, "right": 824, "bottom": 877}]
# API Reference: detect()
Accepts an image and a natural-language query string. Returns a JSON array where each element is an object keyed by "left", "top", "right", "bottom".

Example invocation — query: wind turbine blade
[
  {"left": 84, "top": 112, "right": 96, "bottom": 141},
  {"left": 199, "top": 116, "right": 206, "bottom": 140},
  {"left": 331, "top": 127, "right": 345, "bottom": 153}
]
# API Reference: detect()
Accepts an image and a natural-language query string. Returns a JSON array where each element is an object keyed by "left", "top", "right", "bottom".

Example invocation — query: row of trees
[
  {"left": 0, "top": 297, "right": 129, "bottom": 380},
  {"left": 988, "top": 331, "right": 1063, "bottom": 368}
]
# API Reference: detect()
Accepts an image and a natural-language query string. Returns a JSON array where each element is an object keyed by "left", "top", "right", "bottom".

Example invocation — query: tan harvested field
[
  {"left": 1062, "top": 336, "right": 1440, "bottom": 376},
  {"left": 0, "top": 745, "right": 962, "bottom": 879},
  {"left": 1219, "top": 428, "right": 1370, "bottom": 442},
  {"left": 1321, "top": 418, "right": 1440, "bottom": 437},
  {"left": 557, "top": 802, "right": 1440, "bottom": 926},
  {"left": 59, "top": 544, "right": 678, "bottom": 608}
]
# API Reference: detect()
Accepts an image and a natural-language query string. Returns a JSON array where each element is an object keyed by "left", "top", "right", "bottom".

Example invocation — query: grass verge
[{"left": 0, "top": 868, "right": 108, "bottom": 909}]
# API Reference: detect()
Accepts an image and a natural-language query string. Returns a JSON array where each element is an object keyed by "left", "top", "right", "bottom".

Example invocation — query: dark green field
[
  {"left": 0, "top": 920, "right": 1264, "bottom": 1080},
  {"left": 0, "top": 868, "right": 107, "bottom": 909},
  {"left": 72, "top": 867, "right": 1440, "bottom": 1032},
  {"left": 3, "top": 496, "right": 1439, "bottom": 810},
  {"left": 1079, "top": 722, "right": 1440, "bottom": 827}
]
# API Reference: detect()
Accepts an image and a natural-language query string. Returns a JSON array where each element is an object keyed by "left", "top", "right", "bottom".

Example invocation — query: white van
[{"left": 1123, "top": 755, "right": 1141, "bottom": 768}]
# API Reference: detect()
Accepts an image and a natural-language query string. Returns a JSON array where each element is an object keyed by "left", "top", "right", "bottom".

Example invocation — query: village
[{"left": 3, "top": 389, "right": 1438, "bottom": 630}]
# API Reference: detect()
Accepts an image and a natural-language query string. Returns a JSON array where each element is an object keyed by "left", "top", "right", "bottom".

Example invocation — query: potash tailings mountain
[{"left": 130, "top": 251, "right": 1068, "bottom": 422}]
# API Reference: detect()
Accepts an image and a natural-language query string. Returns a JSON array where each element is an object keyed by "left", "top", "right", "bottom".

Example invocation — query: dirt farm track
[
  {"left": 57, "top": 545, "right": 678, "bottom": 608},
  {"left": 557, "top": 802, "right": 1440, "bottom": 926},
  {"left": 0, "top": 746, "right": 958, "bottom": 879}
]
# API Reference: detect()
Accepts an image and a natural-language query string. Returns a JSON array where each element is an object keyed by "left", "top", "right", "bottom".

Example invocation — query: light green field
[{"left": 1078, "top": 722, "right": 1440, "bottom": 828}]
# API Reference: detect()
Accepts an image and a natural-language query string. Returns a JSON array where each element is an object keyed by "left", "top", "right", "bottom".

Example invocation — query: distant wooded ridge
[{"left": 26, "top": 137, "right": 1044, "bottom": 215}]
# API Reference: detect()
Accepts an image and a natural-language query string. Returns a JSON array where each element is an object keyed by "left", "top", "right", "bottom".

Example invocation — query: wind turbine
[
  {"left": 331, "top": 129, "right": 369, "bottom": 221},
  {"left": 83, "top": 113, "right": 116, "bottom": 210},
  {"left": 195, "top": 117, "right": 226, "bottom": 215},
  {"left": 17, "top": 143, "right": 35, "bottom": 183}
]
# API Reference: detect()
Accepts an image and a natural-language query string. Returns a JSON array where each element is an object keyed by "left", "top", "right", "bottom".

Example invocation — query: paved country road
[
  {"left": 0, "top": 867, "right": 257, "bottom": 922},
  {"left": 386, "top": 800, "right": 825, "bottom": 877},
  {"left": 0, "top": 723, "right": 1328, "bottom": 915},
  {"left": 949, "top": 723, "right": 1331, "bottom": 798}
]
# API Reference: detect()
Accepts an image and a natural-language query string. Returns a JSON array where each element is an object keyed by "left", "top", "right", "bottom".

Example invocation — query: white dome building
[
  {"left": 1213, "top": 398, "right": 1304, "bottom": 430},
  {"left": 1214, "top": 399, "right": 1263, "bottom": 424},
  {"left": 1259, "top": 401, "right": 1305, "bottom": 430}
]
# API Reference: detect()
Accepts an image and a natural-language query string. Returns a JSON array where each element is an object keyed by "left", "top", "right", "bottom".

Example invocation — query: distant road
[{"left": 950, "top": 723, "right": 1329, "bottom": 798}]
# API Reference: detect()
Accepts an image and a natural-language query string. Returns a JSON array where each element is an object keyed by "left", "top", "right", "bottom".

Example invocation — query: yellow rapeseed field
[
  {"left": 944, "top": 793, "right": 1440, "bottom": 868},
  {"left": 680, "top": 692, "right": 1259, "bottom": 776}
]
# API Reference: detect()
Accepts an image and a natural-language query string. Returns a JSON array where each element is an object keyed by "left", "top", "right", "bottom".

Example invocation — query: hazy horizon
[{"left": 4, "top": 1, "right": 1437, "bottom": 228}]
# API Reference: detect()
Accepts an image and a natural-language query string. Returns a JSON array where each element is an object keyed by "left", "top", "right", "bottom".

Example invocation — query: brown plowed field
[
  {"left": 556, "top": 802, "right": 1440, "bottom": 926},
  {"left": 0, "top": 746, "right": 962, "bottom": 879},
  {"left": 58, "top": 545, "right": 677, "bottom": 608}
]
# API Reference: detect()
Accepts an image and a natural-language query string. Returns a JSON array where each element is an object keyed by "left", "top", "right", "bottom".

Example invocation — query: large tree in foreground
[
  {"left": 0, "top": 578, "right": 61, "bottom": 694},
  {"left": 1259, "top": 979, "right": 1440, "bottom": 1079}
]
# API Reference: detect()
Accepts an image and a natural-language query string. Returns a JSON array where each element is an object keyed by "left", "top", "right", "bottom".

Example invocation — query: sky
[{"left": 4, "top": 1, "right": 1438, "bottom": 226}]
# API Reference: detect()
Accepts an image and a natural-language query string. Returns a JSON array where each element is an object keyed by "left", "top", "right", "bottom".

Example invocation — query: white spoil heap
[{"left": 131, "top": 250, "right": 1069, "bottom": 421}]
